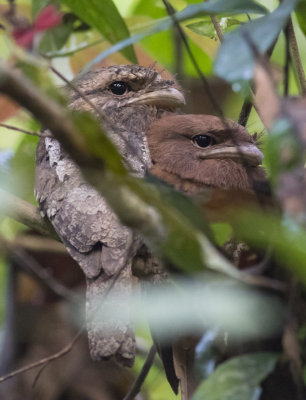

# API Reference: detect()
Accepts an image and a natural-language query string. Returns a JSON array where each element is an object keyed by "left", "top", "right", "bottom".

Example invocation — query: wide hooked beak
[
  {"left": 125, "top": 87, "right": 185, "bottom": 108},
  {"left": 197, "top": 144, "right": 264, "bottom": 166}
]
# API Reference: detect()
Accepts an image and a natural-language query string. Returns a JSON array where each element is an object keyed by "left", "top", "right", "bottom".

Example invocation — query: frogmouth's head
[
  {"left": 68, "top": 65, "right": 185, "bottom": 113},
  {"left": 147, "top": 114, "right": 265, "bottom": 191}
]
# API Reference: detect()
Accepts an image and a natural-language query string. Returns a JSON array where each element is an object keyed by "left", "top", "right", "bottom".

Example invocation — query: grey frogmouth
[{"left": 35, "top": 65, "right": 185, "bottom": 367}]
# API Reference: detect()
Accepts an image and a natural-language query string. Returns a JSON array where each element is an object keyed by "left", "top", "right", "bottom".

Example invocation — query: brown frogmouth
[
  {"left": 146, "top": 113, "right": 267, "bottom": 399},
  {"left": 35, "top": 65, "right": 185, "bottom": 367}
]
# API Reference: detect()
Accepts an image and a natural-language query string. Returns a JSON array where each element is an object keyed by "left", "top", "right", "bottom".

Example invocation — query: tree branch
[{"left": 0, "top": 188, "right": 57, "bottom": 239}]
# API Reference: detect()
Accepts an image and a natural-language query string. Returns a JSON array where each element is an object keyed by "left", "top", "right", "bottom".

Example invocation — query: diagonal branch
[
  {"left": 0, "top": 328, "right": 83, "bottom": 384},
  {"left": 0, "top": 123, "right": 47, "bottom": 137},
  {"left": 0, "top": 188, "right": 57, "bottom": 239}
]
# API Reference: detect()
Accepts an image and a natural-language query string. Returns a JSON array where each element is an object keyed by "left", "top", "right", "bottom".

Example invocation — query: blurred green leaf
[
  {"left": 186, "top": 18, "right": 218, "bottom": 38},
  {"left": 233, "top": 211, "right": 306, "bottom": 285},
  {"left": 133, "top": 0, "right": 166, "bottom": 19},
  {"left": 39, "top": 16, "right": 75, "bottom": 53},
  {"left": 296, "top": 0, "right": 306, "bottom": 36},
  {"left": 215, "top": 0, "right": 298, "bottom": 83},
  {"left": 71, "top": 111, "right": 127, "bottom": 175},
  {"left": 32, "top": 0, "right": 51, "bottom": 18},
  {"left": 93, "top": 278, "right": 283, "bottom": 341},
  {"left": 17, "top": 62, "right": 67, "bottom": 105},
  {"left": 192, "top": 353, "right": 278, "bottom": 400},
  {"left": 82, "top": 0, "right": 267, "bottom": 72},
  {"left": 61, "top": 0, "right": 137, "bottom": 62},
  {"left": 186, "top": 17, "right": 241, "bottom": 39},
  {"left": 264, "top": 118, "right": 300, "bottom": 186}
]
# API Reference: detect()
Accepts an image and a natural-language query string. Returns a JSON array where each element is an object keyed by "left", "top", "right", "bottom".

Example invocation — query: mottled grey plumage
[{"left": 35, "top": 65, "right": 184, "bottom": 366}]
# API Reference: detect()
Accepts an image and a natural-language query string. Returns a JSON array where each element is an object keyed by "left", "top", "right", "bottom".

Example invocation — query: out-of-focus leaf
[
  {"left": 177, "top": 0, "right": 268, "bottom": 16},
  {"left": 9, "top": 133, "right": 38, "bottom": 201},
  {"left": 186, "top": 17, "right": 241, "bottom": 39},
  {"left": 183, "top": 25, "right": 217, "bottom": 58},
  {"left": 61, "top": 0, "right": 137, "bottom": 63},
  {"left": 212, "top": 223, "right": 232, "bottom": 245},
  {"left": 82, "top": 0, "right": 267, "bottom": 72},
  {"left": 91, "top": 278, "right": 283, "bottom": 341},
  {"left": 17, "top": 62, "right": 66, "bottom": 105},
  {"left": 232, "top": 211, "right": 306, "bottom": 285},
  {"left": 192, "top": 353, "right": 278, "bottom": 400},
  {"left": 296, "top": 0, "right": 306, "bottom": 36},
  {"left": 264, "top": 118, "right": 300, "bottom": 185},
  {"left": 215, "top": 0, "right": 298, "bottom": 83},
  {"left": 133, "top": 0, "right": 167, "bottom": 19},
  {"left": 32, "top": 0, "right": 51, "bottom": 18},
  {"left": 138, "top": 29, "right": 213, "bottom": 77},
  {"left": 39, "top": 15, "right": 75, "bottom": 53},
  {"left": 186, "top": 18, "right": 217, "bottom": 38},
  {"left": 71, "top": 111, "right": 127, "bottom": 175}
]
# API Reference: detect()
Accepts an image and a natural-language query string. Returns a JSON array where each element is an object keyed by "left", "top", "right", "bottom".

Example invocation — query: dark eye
[
  {"left": 192, "top": 135, "right": 216, "bottom": 148},
  {"left": 109, "top": 81, "right": 129, "bottom": 95}
]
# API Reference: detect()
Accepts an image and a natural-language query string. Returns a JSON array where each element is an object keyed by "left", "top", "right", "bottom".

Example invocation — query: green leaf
[
  {"left": 32, "top": 0, "right": 51, "bottom": 18},
  {"left": 215, "top": 0, "right": 299, "bottom": 83},
  {"left": 296, "top": 0, "right": 306, "bottom": 36},
  {"left": 232, "top": 211, "right": 306, "bottom": 285},
  {"left": 82, "top": 0, "right": 267, "bottom": 72},
  {"left": 187, "top": 17, "right": 241, "bottom": 39},
  {"left": 186, "top": 18, "right": 216, "bottom": 38},
  {"left": 61, "top": 0, "right": 137, "bottom": 63},
  {"left": 39, "top": 19, "right": 75, "bottom": 53},
  {"left": 192, "top": 353, "right": 278, "bottom": 400}
]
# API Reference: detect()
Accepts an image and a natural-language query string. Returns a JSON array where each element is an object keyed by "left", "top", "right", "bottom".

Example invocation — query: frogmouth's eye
[
  {"left": 192, "top": 135, "right": 216, "bottom": 148},
  {"left": 109, "top": 81, "right": 129, "bottom": 95}
]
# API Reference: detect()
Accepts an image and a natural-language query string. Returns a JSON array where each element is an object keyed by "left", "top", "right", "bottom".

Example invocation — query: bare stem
[
  {"left": 123, "top": 345, "right": 157, "bottom": 400},
  {"left": 0, "top": 328, "right": 83, "bottom": 384},
  {"left": 287, "top": 17, "right": 306, "bottom": 95},
  {"left": 211, "top": 15, "right": 224, "bottom": 42},
  {"left": 0, "top": 123, "right": 47, "bottom": 137}
]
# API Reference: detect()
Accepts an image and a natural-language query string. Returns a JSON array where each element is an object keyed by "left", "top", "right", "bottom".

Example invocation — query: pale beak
[
  {"left": 125, "top": 87, "right": 185, "bottom": 108},
  {"left": 197, "top": 144, "right": 264, "bottom": 166}
]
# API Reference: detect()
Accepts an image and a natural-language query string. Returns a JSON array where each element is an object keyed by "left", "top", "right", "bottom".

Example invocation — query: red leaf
[
  {"left": 13, "top": 27, "right": 35, "bottom": 47},
  {"left": 34, "top": 5, "right": 62, "bottom": 31}
]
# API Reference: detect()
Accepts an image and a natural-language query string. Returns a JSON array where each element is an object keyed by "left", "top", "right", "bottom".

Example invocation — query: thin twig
[
  {"left": 123, "top": 345, "right": 157, "bottom": 400},
  {"left": 0, "top": 123, "right": 47, "bottom": 137},
  {"left": 49, "top": 66, "right": 103, "bottom": 117},
  {"left": 287, "top": 17, "right": 306, "bottom": 95},
  {"left": 162, "top": 0, "right": 224, "bottom": 117},
  {"left": 209, "top": 10, "right": 224, "bottom": 42},
  {"left": 283, "top": 22, "right": 290, "bottom": 97},
  {"left": 238, "top": 100, "right": 253, "bottom": 127},
  {"left": 0, "top": 328, "right": 84, "bottom": 384}
]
